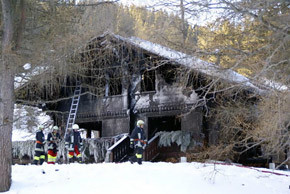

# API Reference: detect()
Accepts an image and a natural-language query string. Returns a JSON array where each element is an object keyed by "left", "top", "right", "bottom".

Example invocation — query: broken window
[
  {"left": 78, "top": 121, "right": 102, "bottom": 138},
  {"left": 108, "top": 68, "right": 122, "bottom": 96},
  {"left": 141, "top": 70, "right": 156, "bottom": 92},
  {"left": 159, "top": 64, "right": 178, "bottom": 85},
  {"left": 148, "top": 116, "right": 181, "bottom": 139},
  {"left": 109, "top": 77, "right": 122, "bottom": 96},
  {"left": 186, "top": 71, "right": 208, "bottom": 96}
]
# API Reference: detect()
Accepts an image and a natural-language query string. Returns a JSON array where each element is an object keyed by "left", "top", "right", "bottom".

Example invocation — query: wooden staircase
[
  {"left": 144, "top": 135, "right": 160, "bottom": 161},
  {"left": 105, "top": 134, "right": 160, "bottom": 163}
]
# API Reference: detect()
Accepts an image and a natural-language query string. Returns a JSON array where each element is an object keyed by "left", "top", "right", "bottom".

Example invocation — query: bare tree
[{"left": 144, "top": 0, "right": 289, "bottom": 165}]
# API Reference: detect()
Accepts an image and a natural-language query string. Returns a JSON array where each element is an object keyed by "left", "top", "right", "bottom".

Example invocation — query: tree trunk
[
  {"left": 0, "top": 62, "right": 15, "bottom": 192},
  {"left": 180, "top": 0, "right": 186, "bottom": 47},
  {"left": 0, "top": 0, "right": 15, "bottom": 192}
]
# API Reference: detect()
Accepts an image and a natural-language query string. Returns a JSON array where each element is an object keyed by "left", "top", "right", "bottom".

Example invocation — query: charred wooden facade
[
  {"left": 63, "top": 35, "right": 204, "bottom": 144},
  {"left": 16, "top": 33, "right": 259, "bottom": 150}
]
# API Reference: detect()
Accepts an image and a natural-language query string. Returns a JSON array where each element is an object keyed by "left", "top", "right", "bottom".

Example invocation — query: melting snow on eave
[{"left": 260, "top": 78, "right": 289, "bottom": 91}]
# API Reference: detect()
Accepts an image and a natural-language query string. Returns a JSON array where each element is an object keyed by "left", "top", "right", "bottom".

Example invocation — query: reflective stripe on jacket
[
  {"left": 35, "top": 130, "right": 45, "bottom": 151},
  {"left": 130, "top": 126, "right": 147, "bottom": 147},
  {"left": 65, "top": 130, "right": 82, "bottom": 151},
  {"left": 47, "top": 132, "right": 61, "bottom": 150},
  {"left": 35, "top": 130, "right": 45, "bottom": 144}
]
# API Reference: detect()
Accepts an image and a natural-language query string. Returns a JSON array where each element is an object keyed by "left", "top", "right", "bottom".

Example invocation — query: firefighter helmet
[
  {"left": 38, "top": 125, "right": 44, "bottom": 130},
  {"left": 52, "top": 126, "right": 59, "bottom": 131},
  {"left": 137, "top": 120, "right": 145, "bottom": 127},
  {"left": 72, "top": 124, "right": 79, "bottom": 130}
]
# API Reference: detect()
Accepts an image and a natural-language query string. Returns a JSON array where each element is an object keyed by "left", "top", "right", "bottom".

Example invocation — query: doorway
[
  {"left": 148, "top": 116, "right": 181, "bottom": 139},
  {"left": 78, "top": 121, "right": 102, "bottom": 138}
]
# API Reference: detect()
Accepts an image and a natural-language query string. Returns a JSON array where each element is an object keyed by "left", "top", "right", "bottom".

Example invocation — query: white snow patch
[
  {"left": 259, "top": 78, "right": 289, "bottom": 91},
  {"left": 23, "top": 63, "right": 31, "bottom": 70},
  {"left": 186, "top": 91, "right": 198, "bottom": 103},
  {"left": 6, "top": 162, "right": 290, "bottom": 194},
  {"left": 14, "top": 65, "right": 49, "bottom": 89},
  {"left": 13, "top": 104, "right": 53, "bottom": 141},
  {"left": 153, "top": 84, "right": 198, "bottom": 104},
  {"left": 135, "top": 94, "right": 151, "bottom": 109}
]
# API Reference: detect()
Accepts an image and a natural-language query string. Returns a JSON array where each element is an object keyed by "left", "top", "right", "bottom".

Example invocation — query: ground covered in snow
[{"left": 5, "top": 162, "right": 290, "bottom": 194}]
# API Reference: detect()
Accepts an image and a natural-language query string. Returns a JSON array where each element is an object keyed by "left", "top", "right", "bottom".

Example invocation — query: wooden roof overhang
[{"left": 14, "top": 34, "right": 175, "bottom": 106}]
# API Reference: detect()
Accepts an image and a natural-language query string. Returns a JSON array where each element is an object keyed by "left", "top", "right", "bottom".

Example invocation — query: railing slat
[
  {"left": 105, "top": 134, "right": 160, "bottom": 163},
  {"left": 144, "top": 136, "right": 160, "bottom": 161},
  {"left": 105, "top": 134, "right": 130, "bottom": 163}
]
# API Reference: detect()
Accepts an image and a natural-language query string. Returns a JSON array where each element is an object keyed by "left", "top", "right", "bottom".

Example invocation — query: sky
[
  {"left": 118, "top": 0, "right": 222, "bottom": 25},
  {"left": 119, "top": 0, "right": 155, "bottom": 6},
  {"left": 72, "top": 0, "right": 225, "bottom": 26},
  {"left": 6, "top": 162, "right": 290, "bottom": 194}
]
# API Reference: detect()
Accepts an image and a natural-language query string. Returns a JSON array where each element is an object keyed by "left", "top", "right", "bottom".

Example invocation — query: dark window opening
[
  {"left": 235, "top": 142, "right": 268, "bottom": 167},
  {"left": 148, "top": 116, "right": 181, "bottom": 139},
  {"left": 109, "top": 68, "right": 122, "bottom": 96},
  {"left": 78, "top": 121, "right": 102, "bottom": 138},
  {"left": 186, "top": 71, "right": 208, "bottom": 96},
  {"left": 141, "top": 70, "right": 156, "bottom": 92},
  {"left": 109, "top": 78, "right": 122, "bottom": 96},
  {"left": 159, "top": 64, "right": 178, "bottom": 85}
]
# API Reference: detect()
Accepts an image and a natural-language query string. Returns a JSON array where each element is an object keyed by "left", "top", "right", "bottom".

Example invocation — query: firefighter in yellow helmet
[{"left": 129, "top": 120, "right": 147, "bottom": 165}]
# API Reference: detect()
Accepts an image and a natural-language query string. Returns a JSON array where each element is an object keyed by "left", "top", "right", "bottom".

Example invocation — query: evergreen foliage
[{"left": 156, "top": 131, "right": 194, "bottom": 152}]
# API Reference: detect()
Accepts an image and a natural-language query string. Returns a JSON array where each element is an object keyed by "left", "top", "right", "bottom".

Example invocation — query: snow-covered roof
[
  {"left": 15, "top": 33, "right": 288, "bottom": 93},
  {"left": 112, "top": 34, "right": 288, "bottom": 93}
]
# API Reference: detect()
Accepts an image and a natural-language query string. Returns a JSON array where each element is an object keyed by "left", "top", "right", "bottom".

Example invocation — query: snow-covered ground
[
  {"left": 9, "top": 105, "right": 290, "bottom": 194},
  {"left": 5, "top": 162, "right": 290, "bottom": 194}
]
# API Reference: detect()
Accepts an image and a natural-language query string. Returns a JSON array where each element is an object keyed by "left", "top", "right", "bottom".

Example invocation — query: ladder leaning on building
[{"left": 64, "top": 81, "right": 82, "bottom": 138}]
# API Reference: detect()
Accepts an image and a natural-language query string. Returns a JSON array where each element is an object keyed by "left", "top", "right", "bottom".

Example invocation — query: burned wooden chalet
[{"left": 16, "top": 33, "right": 266, "bottom": 163}]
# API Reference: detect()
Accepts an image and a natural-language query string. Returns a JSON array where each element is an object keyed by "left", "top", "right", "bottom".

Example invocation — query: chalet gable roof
[
  {"left": 98, "top": 33, "right": 288, "bottom": 94},
  {"left": 16, "top": 32, "right": 288, "bottom": 94}
]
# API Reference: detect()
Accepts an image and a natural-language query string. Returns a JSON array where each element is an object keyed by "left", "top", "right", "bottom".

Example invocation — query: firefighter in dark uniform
[
  {"left": 33, "top": 125, "right": 46, "bottom": 165},
  {"left": 47, "top": 126, "right": 61, "bottom": 164},
  {"left": 129, "top": 120, "right": 147, "bottom": 165},
  {"left": 65, "top": 124, "right": 83, "bottom": 163}
]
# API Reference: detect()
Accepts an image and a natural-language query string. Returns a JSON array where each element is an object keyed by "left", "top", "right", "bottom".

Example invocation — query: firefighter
[
  {"left": 33, "top": 125, "right": 46, "bottom": 165},
  {"left": 65, "top": 124, "right": 83, "bottom": 163},
  {"left": 129, "top": 120, "right": 147, "bottom": 165},
  {"left": 47, "top": 126, "right": 61, "bottom": 164}
]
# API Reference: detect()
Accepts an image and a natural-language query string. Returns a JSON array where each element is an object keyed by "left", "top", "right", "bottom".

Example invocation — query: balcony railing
[
  {"left": 105, "top": 134, "right": 160, "bottom": 163},
  {"left": 144, "top": 135, "right": 160, "bottom": 161},
  {"left": 105, "top": 134, "right": 130, "bottom": 163}
]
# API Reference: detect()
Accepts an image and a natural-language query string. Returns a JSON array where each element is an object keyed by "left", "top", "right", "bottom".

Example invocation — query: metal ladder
[{"left": 64, "top": 81, "right": 82, "bottom": 138}]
